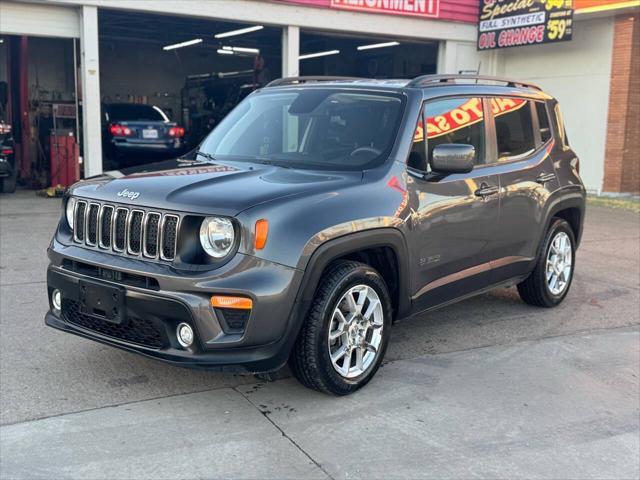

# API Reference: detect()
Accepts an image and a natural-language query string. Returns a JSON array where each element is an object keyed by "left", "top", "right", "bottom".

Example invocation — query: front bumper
[{"left": 45, "top": 240, "right": 305, "bottom": 373}]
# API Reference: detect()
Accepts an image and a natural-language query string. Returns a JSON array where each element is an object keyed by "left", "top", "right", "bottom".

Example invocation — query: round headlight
[
  {"left": 65, "top": 197, "right": 76, "bottom": 230},
  {"left": 199, "top": 217, "right": 235, "bottom": 258}
]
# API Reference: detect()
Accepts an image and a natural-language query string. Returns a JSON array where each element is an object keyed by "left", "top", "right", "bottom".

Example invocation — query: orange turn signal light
[
  {"left": 211, "top": 295, "right": 253, "bottom": 310},
  {"left": 255, "top": 219, "right": 269, "bottom": 250}
]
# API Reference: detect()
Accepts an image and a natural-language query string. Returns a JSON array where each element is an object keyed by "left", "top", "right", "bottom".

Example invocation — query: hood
[{"left": 70, "top": 158, "right": 362, "bottom": 217}]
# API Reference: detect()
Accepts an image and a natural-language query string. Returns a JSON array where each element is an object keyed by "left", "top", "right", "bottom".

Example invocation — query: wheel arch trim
[
  {"left": 281, "top": 228, "right": 412, "bottom": 359},
  {"left": 536, "top": 189, "right": 585, "bottom": 260}
]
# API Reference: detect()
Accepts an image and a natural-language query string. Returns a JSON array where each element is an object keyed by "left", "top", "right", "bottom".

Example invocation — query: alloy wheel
[
  {"left": 546, "top": 231, "right": 573, "bottom": 295},
  {"left": 327, "top": 284, "right": 384, "bottom": 379}
]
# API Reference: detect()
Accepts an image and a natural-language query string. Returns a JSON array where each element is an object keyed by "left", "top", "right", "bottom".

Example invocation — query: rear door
[
  {"left": 489, "top": 97, "right": 560, "bottom": 281},
  {"left": 408, "top": 96, "right": 501, "bottom": 312}
]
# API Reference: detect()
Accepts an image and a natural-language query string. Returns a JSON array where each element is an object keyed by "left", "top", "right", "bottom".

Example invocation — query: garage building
[{"left": 0, "top": 0, "right": 638, "bottom": 195}]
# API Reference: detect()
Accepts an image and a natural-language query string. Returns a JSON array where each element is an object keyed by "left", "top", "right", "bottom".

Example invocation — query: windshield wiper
[
  {"left": 195, "top": 151, "right": 217, "bottom": 163},
  {"left": 254, "top": 158, "right": 292, "bottom": 169}
]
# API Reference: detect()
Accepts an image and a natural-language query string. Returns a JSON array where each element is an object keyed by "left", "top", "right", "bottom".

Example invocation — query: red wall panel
[{"left": 272, "top": 0, "right": 479, "bottom": 24}]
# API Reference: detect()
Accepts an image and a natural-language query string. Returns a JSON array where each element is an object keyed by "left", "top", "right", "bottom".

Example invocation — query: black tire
[
  {"left": 0, "top": 170, "right": 17, "bottom": 193},
  {"left": 518, "top": 218, "right": 576, "bottom": 307},
  {"left": 289, "top": 260, "right": 392, "bottom": 395}
]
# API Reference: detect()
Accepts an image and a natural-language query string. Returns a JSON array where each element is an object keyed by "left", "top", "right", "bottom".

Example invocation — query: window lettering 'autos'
[{"left": 414, "top": 97, "right": 527, "bottom": 141}]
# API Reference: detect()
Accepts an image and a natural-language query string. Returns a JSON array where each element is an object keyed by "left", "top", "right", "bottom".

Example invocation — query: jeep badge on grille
[{"left": 117, "top": 189, "right": 140, "bottom": 200}]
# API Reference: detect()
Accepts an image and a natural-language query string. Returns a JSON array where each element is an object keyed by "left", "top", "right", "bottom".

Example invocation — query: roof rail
[
  {"left": 406, "top": 74, "right": 542, "bottom": 91},
  {"left": 265, "top": 76, "right": 365, "bottom": 87}
]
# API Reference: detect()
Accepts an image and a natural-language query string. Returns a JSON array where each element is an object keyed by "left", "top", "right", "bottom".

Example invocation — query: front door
[{"left": 408, "top": 97, "right": 500, "bottom": 312}]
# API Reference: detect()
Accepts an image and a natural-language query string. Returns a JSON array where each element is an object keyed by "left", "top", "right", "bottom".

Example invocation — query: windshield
[
  {"left": 199, "top": 89, "right": 404, "bottom": 171},
  {"left": 106, "top": 104, "right": 169, "bottom": 122}
]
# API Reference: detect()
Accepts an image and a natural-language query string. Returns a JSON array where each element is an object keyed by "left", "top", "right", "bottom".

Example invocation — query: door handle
[
  {"left": 474, "top": 184, "right": 499, "bottom": 198},
  {"left": 536, "top": 172, "right": 556, "bottom": 184}
]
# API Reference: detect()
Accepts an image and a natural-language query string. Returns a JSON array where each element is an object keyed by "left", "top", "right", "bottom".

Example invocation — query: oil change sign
[{"left": 478, "top": 0, "right": 573, "bottom": 50}]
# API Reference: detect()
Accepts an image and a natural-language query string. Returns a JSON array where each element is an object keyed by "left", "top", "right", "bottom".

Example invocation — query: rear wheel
[
  {"left": 518, "top": 218, "right": 575, "bottom": 307},
  {"left": 289, "top": 261, "right": 392, "bottom": 395}
]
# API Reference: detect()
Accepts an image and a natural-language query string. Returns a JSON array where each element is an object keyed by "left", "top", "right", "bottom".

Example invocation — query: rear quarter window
[
  {"left": 554, "top": 103, "right": 570, "bottom": 149},
  {"left": 535, "top": 102, "right": 552, "bottom": 144}
]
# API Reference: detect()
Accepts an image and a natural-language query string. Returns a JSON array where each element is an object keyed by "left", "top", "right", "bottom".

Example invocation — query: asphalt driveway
[{"left": 0, "top": 191, "right": 638, "bottom": 479}]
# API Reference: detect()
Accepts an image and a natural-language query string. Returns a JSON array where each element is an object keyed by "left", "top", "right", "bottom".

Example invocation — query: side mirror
[{"left": 431, "top": 144, "right": 475, "bottom": 174}]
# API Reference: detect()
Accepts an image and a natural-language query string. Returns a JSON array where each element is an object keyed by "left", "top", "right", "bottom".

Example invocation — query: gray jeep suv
[{"left": 45, "top": 75, "right": 585, "bottom": 395}]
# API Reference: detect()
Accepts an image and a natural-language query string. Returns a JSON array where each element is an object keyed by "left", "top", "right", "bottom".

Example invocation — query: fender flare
[
  {"left": 535, "top": 188, "right": 586, "bottom": 260},
  {"left": 281, "top": 228, "right": 412, "bottom": 355}
]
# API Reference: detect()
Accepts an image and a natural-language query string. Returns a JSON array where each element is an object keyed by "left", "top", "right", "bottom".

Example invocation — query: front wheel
[
  {"left": 518, "top": 218, "right": 576, "bottom": 307},
  {"left": 289, "top": 261, "right": 392, "bottom": 395}
]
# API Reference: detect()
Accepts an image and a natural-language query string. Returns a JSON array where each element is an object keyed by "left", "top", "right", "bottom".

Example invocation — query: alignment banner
[
  {"left": 330, "top": 0, "right": 440, "bottom": 18},
  {"left": 477, "top": 0, "right": 573, "bottom": 50}
]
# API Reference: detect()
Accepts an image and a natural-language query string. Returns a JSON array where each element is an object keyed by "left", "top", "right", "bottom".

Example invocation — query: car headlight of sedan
[
  {"left": 199, "top": 217, "right": 235, "bottom": 258},
  {"left": 65, "top": 197, "right": 76, "bottom": 230}
]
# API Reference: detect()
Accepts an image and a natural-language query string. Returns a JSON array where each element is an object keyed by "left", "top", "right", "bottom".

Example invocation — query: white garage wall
[
  {"left": 0, "top": 1, "right": 80, "bottom": 38},
  {"left": 497, "top": 16, "right": 615, "bottom": 193},
  {"left": 438, "top": 40, "right": 499, "bottom": 76}
]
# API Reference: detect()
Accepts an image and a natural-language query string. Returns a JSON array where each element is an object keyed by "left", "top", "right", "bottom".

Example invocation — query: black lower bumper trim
[{"left": 45, "top": 267, "right": 292, "bottom": 373}]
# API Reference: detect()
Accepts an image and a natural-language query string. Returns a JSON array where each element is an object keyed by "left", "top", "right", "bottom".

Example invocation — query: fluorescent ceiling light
[
  {"left": 231, "top": 46, "right": 260, "bottom": 53},
  {"left": 357, "top": 41, "right": 400, "bottom": 51},
  {"left": 215, "top": 25, "right": 264, "bottom": 39},
  {"left": 218, "top": 69, "right": 253, "bottom": 78},
  {"left": 163, "top": 38, "right": 203, "bottom": 50},
  {"left": 222, "top": 46, "right": 260, "bottom": 54},
  {"left": 217, "top": 49, "right": 234, "bottom": 55},
  {"left": 299, "top": 50, "right": 340, "bottom": 60}
]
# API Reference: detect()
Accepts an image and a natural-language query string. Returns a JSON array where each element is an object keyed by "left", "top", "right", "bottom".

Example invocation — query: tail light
[
  {"left": 0, "top": 148, "right": 13, "bottom": 156},
  {"left": 109, "top": 124, "right": 133, "bottom": 137},
  {"left": 169, "top": 126, "right": 185, "bottom": 138}
]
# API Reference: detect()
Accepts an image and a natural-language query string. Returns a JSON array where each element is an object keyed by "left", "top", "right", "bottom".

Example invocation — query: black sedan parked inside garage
[{"left": 103, "top": 103, "right": 185, "bottom": 167}]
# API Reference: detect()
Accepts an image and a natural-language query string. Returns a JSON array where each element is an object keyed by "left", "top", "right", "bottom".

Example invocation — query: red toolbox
[{"left": 50, "top": 134, "right": 80, "bottom": 187}]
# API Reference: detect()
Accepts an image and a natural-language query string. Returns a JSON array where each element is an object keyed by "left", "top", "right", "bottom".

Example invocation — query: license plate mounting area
[{"left": 78, "top": 279, "right": 126, "bottom": 324}]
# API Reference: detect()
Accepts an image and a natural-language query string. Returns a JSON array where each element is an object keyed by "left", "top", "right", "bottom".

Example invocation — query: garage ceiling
[{"left": 99, "top": 9, "right": 281, "bottom": 55}]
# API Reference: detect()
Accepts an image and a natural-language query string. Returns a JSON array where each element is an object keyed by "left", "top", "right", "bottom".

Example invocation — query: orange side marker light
[
  {"left": 255, "top": 219, "right": 269, "bottom": 250},
  {"left": 211, "top": 296, "right": 253, "bottom": 310}
]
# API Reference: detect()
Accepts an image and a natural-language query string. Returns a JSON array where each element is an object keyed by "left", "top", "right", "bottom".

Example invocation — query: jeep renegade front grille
[{"left": 73, "top": 200, "right": 179, "bottom": 261}]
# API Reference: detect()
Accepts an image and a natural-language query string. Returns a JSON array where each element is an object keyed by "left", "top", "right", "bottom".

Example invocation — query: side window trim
[
  {"left": 483, "top": 97, "right": 498, "bottom": 166},
  {"left": 405, "top": 103, "right": 428, "bottom": 174},
  {"left": 530, "top": 100, "right": 543, "bottom": 148}
]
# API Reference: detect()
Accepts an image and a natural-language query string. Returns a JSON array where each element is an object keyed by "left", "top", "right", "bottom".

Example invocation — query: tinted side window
[
  {"left": 425, "top": 97, "right": 485, "bottom": 166},
  {"left": 492, "top": 98, "right": 535, "bottom": 160},
  {"left": 408, "top": 107, "right": 427, "bottom": 171},
  {"left": 535, "top": 102, "right": 552, "bottom": 143}
]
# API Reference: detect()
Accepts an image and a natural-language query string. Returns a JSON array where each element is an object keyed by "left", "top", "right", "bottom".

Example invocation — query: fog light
[
  {"left": 52, "top": 289, "right": 62, "bottom": 312},
  {"left": 177, "top": 322, "right": 194, "bottom": 348}
]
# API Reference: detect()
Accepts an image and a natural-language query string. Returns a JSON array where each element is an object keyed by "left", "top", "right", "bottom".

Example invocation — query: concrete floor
[{"left": 1, "top": 190, "right": 639, "bottom": 479}]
